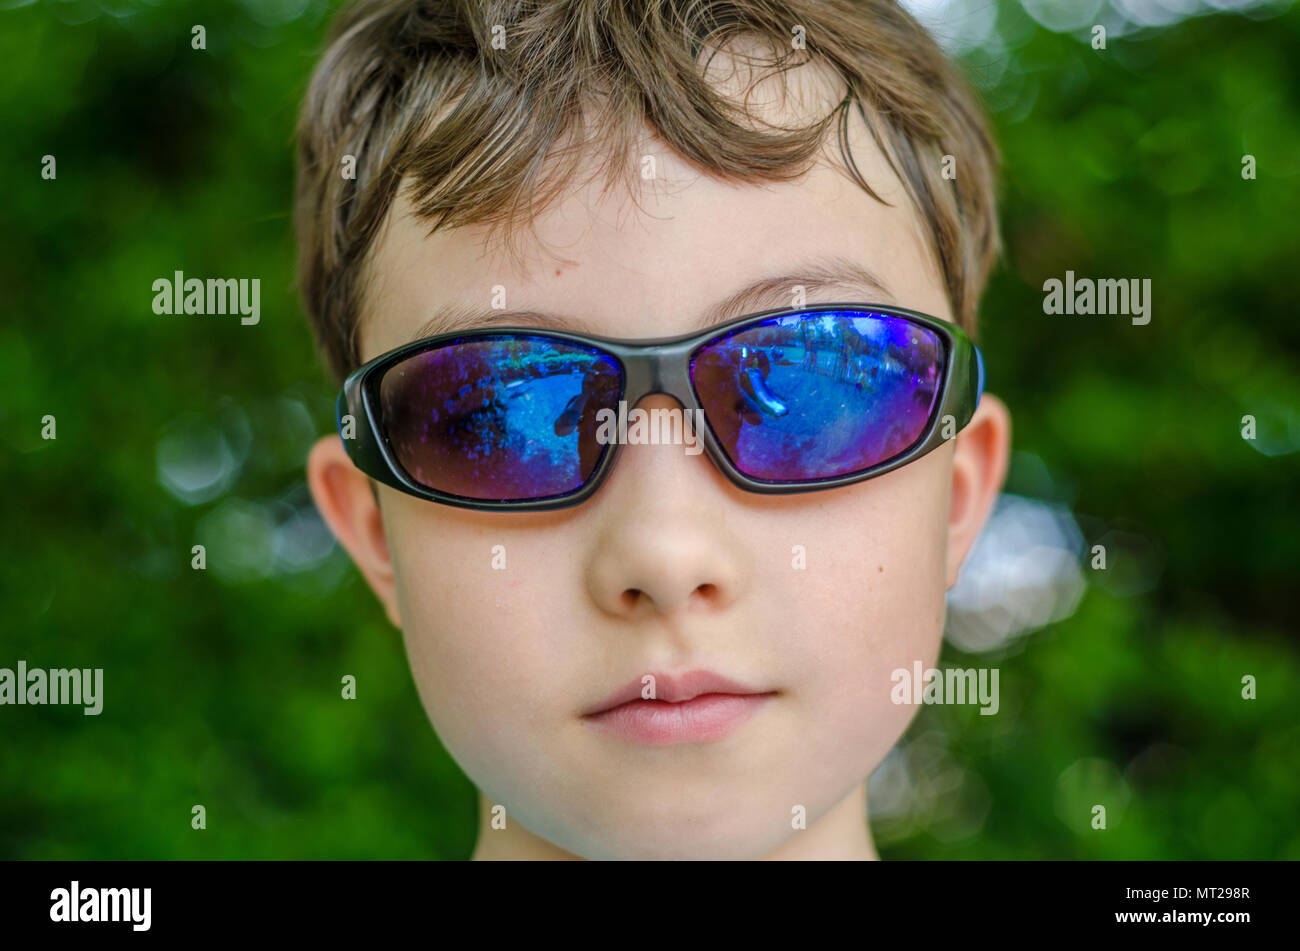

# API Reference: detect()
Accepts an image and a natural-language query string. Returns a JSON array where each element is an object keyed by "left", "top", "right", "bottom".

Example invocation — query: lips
[
  {"left": 583, "top": 669, "right": 770, "bottom": 715},
  {"left": 581, "top": 669, "right": 778, "bottom": 746}
]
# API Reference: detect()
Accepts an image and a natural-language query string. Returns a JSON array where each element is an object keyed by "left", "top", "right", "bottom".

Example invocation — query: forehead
[{"left": 359, "top": 78, "right": 946, "bottom": 363}]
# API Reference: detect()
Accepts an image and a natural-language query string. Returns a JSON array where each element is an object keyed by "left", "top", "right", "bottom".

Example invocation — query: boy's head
[{"left": 299, "top": 0, "right": 1011, "bottom": 859}]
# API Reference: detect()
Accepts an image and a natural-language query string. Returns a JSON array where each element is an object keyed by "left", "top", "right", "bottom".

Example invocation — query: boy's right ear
[{"left": 307, "top": 434, "right": 403, "bottom": 629}]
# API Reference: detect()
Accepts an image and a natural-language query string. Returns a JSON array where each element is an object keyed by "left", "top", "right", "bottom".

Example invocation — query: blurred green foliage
[{"left": 1, "top": 0, "right": 1297, "bottom": 859}]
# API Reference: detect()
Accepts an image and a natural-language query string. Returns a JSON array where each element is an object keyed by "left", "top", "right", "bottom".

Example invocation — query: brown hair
[{"left": 294, "top": 0, "right": 1001, "bottom": 384}]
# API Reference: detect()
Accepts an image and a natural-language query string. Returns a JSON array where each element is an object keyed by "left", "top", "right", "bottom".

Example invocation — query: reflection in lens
[
  {"left": 690, "top": 310, "right": 945, "bottom": 482},
  {"left": 379, "top": 335, "right": 623, "bottom": 501}
]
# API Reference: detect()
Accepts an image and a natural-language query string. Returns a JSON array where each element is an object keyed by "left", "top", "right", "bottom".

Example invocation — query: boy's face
[{"left": 309, "top": 86, "right": 1010, "bottom": 859}]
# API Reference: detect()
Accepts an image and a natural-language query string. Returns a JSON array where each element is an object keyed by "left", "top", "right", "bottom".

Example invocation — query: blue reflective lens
[
  {"left": 689, "top": 310, "right": 946, "bottom": 482},
  {"left": 378, "top": 335, "right": 623, "bottom": 501}
]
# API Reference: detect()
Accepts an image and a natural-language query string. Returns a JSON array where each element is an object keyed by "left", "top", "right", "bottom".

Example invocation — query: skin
[{"left": 307, "top": 58, "right": 1011, "bottom": 860}]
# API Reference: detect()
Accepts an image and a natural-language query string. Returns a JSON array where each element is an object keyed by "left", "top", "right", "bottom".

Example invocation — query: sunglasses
[{"left": 336, "top": 302, "right": 985, "bottom": 511}]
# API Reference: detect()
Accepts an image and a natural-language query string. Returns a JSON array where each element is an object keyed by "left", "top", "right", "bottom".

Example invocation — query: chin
[{"left": 551, "top": 800, "right": 791, "bottom": 861}]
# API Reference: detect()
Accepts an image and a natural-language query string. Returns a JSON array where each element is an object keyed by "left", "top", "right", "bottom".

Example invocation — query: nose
[{"left": 583, "top": 394, "right": 748, "bottom": 620}]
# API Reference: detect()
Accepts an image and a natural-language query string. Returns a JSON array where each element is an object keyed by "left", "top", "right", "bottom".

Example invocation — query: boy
[{"left": 296, "top": 0, "right": 1011, "bottom": 860}]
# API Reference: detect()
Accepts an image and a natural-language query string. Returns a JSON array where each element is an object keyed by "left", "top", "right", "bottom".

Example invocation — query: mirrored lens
[
  {"left": 378, "top": 335, "right": 623, "bottom": 501},
  {"left": 689, "top": 310, "right": 946, "bottom": 482}
]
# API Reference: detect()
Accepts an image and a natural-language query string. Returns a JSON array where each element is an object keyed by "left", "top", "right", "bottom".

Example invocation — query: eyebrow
[{"left": 402, "top": 254, "right": 895, "bottom": 344}]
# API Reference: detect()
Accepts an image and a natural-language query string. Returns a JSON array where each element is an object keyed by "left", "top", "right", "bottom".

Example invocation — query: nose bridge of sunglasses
[{"left": 613, "top": 338, "right": 699, "bottom": 409}]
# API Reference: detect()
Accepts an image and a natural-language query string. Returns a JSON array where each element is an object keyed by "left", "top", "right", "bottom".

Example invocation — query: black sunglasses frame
[{"left": 336, "top": 301, "right": 985, "bottom": 511}]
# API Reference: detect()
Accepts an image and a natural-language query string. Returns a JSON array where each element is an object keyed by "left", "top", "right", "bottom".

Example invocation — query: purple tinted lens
[
  {"left": 378, "top": 335, "right": 623, "bottom": 502},
  {"left": 689, "top": 310, "right": 946, "bottom": 482}
]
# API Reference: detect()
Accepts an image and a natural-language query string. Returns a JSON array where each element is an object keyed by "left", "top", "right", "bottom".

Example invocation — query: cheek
[
  {"left": 783, "top": 453, "right": 951, "bottom": 772},
  {"left": 382, "top": 506, "right": 573, "bottom": 781}
]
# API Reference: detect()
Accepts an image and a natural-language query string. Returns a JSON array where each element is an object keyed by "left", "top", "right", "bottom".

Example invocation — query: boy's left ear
[{"left": 945, "top": 394, "right": 1011, "bottom": 588}]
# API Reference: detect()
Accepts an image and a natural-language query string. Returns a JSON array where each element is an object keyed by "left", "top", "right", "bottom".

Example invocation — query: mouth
[{"left": 581, "top": 669, "right": 778, "bottom": 746}]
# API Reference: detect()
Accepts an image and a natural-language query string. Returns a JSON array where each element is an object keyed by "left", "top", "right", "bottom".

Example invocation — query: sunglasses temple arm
[
  {"left": 336, "top": 374, "right": 394, "bottom": 486},
  {"left": 943, "top": 338, "right": 984, "bottom": 436}
]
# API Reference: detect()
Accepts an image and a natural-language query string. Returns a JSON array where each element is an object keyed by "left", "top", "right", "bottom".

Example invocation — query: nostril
[{"left": 614, "top": 582, "right": 724, "bottom": 614}]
